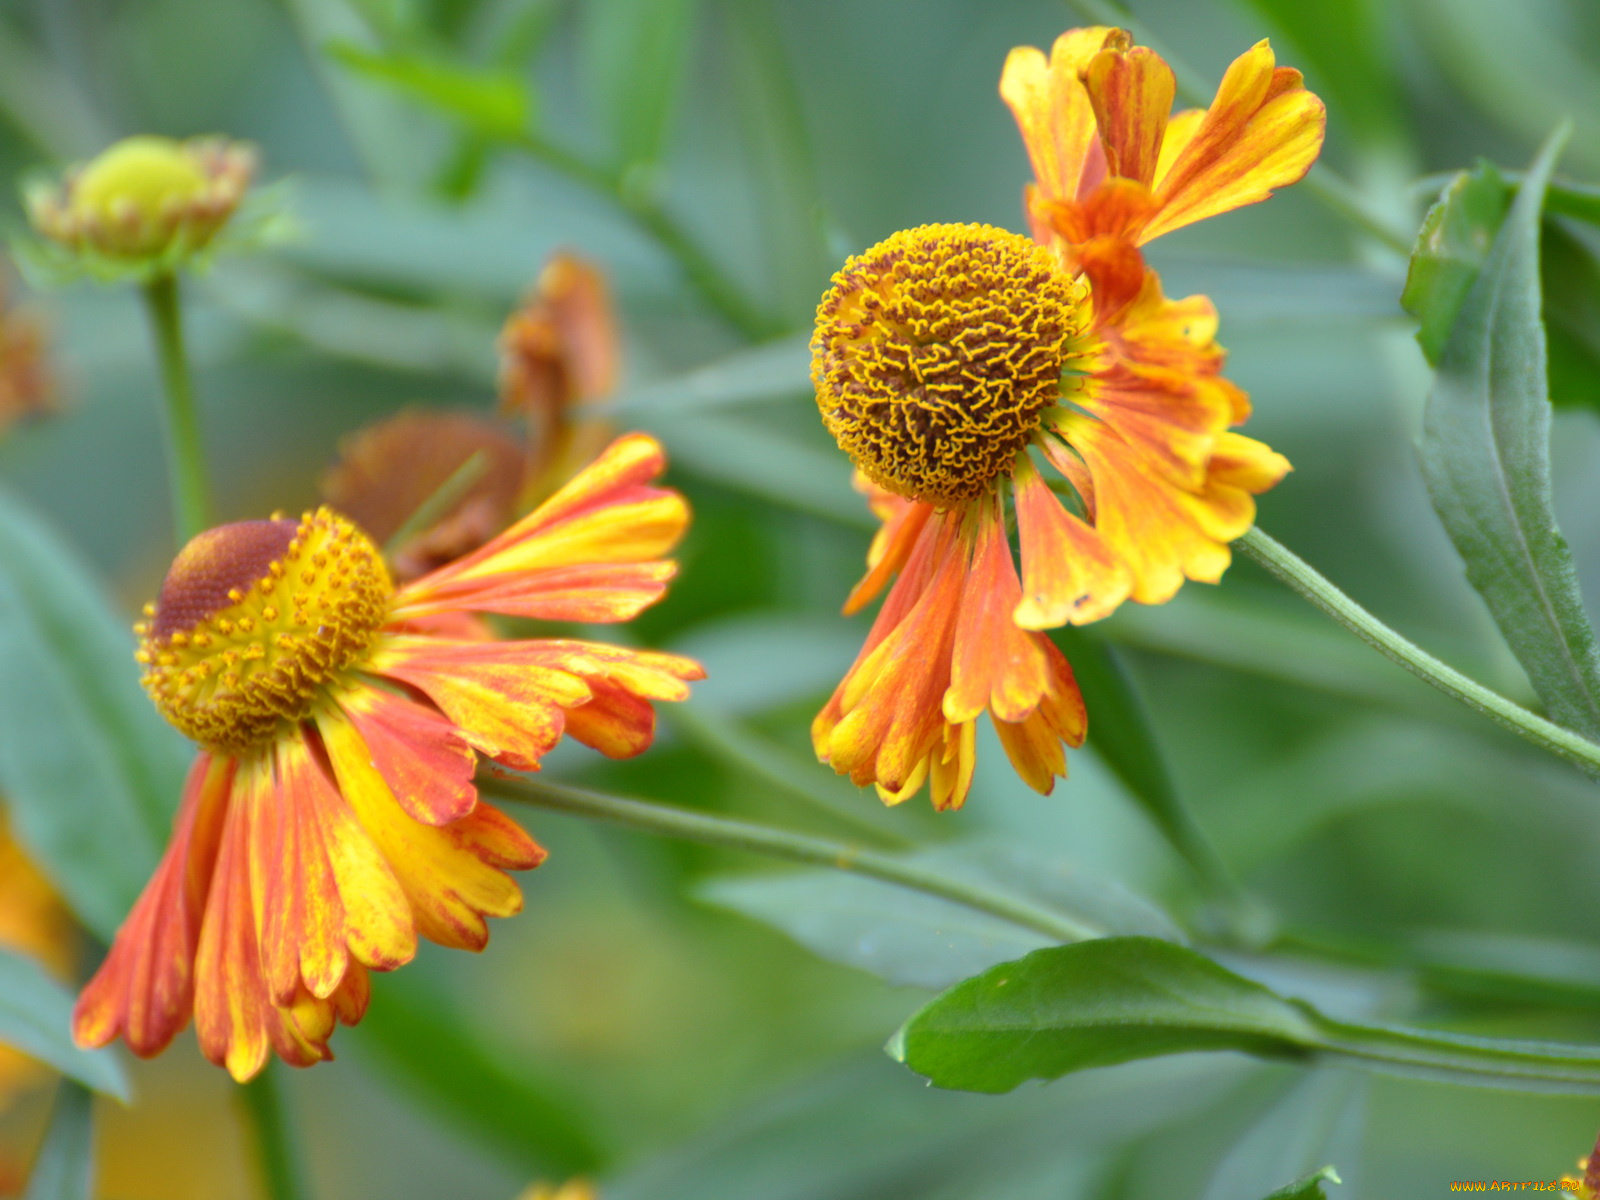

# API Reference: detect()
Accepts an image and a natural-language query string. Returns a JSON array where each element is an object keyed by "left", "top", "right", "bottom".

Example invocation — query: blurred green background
[{"left": 5, "top": 0, "right": 1600, "bottom": 1195}]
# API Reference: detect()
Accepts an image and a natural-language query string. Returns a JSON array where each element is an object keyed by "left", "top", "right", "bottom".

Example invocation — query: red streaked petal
[
  {"left": 328, "top": 686, "right": 477, "bottom": 826},
  {"left": 1145, "top": 40, "right": 1326, "bottom": 242},
  {"left": 999, "top": 27, "right": 1126, "bottom": 205},
  {"left": 1083, "top": 44, "right": 1175, "bottom": 188},
  {"left": 397, "top": 561, "right": 678, "bottom": 625},
  {"left": 396, "top": 433, "right": 686, "bottom": 614},
  {"left": 1013, "top": 455, "right": 1129, "bottom": 628},
  {"left": 73, "top": 753, "right": 233, "bottom": 1059},
  {"left": 945, "top": 502, "right": 1048, "bottom": 725},
  {"left": 844, "top": 474, "right": 934, "bottom": 616},
  {"left": 279, "top": 735, "right": 417, "bottom": 977},
  {"left": 369, "top": 637, "right": 590, "bottom": 771},
  {"left": 247, "top": 748, "right": 347, "bottom": 1006}
]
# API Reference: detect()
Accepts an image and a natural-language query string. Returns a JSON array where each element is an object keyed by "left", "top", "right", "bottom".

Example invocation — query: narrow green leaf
[
  {"left": 1051, "top": 627, "right": 1231, "bottom": 891},
  {"left": 890, "top": 938, "right": 1320, "bottom": 1094},
  {"left": 350, "top": 973, "right": 607, "bottom": 1175},
  {"left": 0, "top": 489, "right": 186, "bottom": 940},
  {"left": 1415, "top": 126, "right": 1600, "bottom": 739},
  {"left": 607, "top": 333, "right": 811, "bottom": 417},
  {"left": 22, "top": 1082, "right": 94, "bottom": 1200},
  {"left": 579, "top": 0, "right": 698, "bottom": 168},
  {"left": 328, "top": 42, "right": 531, "bottom": 140},
  {"left": 1541, "top": 217, "right": 1600, "bottom": 413},
  {"left": 1402, "top": 163, "right": 1511, "bottom": 365},
  {"left": 1262, "top": 1166, "right": 1342, "bottom": 1200},
  {"left": 0, "top": 950, "right": 126, "bottom": 1100},
  {"left": 700, "top": 845, "right": 1180, "bottom": 991}
]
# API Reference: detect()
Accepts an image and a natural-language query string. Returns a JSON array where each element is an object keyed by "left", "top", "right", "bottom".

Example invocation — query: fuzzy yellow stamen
[
  {"left": 812, "top": 222, "right": 1088, "bottom": 506},
  {"left": 136, "top": 508, "right": 392, "bottom": 752}
]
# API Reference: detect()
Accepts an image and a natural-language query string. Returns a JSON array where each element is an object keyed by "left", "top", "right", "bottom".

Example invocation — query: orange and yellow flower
[
  {"left": 1563, "top": 1132, "right": 1600, "bottom": 1198},
  {"left": 812, "top": 28, "right": 1321, "bottom": 810},
  {"left": 74, "top": 433, "right": 703, "bottom": 1081}
]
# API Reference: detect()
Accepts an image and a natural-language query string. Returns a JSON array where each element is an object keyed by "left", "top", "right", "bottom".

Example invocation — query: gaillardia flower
[
  {"left": 812, "top": 28, "right": 1320, "bottom": 810},
  {"left": 74, "top": 434, "right": 703, "bottom": 1080}
]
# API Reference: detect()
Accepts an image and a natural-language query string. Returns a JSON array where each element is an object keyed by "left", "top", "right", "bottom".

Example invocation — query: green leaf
[
  {"left": 1414, "top": 126, "right": 1600, "bottom": 740},
  {"left": 890, "top": 938, "right": 1320, "bottom": 1094},
  {"left": 1050, "top": 627, "right": 1231, "bottom": 890},
  {"left": 0, "top": 950, "right": 126, "bottom": 1100},
  {"left": 0, "top": 489, "right": 186, "bottom": 941},
  {"left": 1262, "top": 1166, "right": 1342, "bottom": 1200},
  {"left": 1402, "top": 163, "right": 1511, "bottom": 365},
  {"left": 608, "top": 333, "right": 811, "bottom": 417},
  {"left": 579, "top": 0, "right": 699, "bottom": 169},
  {"left": 1541, "top": 217, "right": 1600, "bottom": 413},
  {"left": 350, "top": 973, "right": 607, "bottom": 1175},
  {"left": 700, "top": 844, "right": 1180, "bottom": 991},
  {"left": 23, "top": 1082, "right": 95, "bottom": 1200},
  {"left": 328, "top": 42, "right": 532, "bottom": 140}
]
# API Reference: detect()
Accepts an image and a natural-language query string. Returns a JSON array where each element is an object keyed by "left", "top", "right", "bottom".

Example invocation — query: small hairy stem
[
  {"left": 140, "top": 273, "right": 212, "bottom": 543},
  {"left": 1237, "top": 526, "right": 1600, "bottom": 779},
  {"left": 239, "top": 1064, "right": 310, "bottom": 1200},
  {"left": 488, "top": 776, "right": 1104, "bottom": 943},
  {"left": 510, "top": 132, "right": 777, "bottom": 341}
]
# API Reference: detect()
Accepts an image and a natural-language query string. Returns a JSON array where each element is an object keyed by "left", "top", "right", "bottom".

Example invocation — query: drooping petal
[
  {"left": 325, "top": 686, "right": 478, "bottom": 826},
  {"left": 818, "top": 516, "right": 965, "bottom": 795},
  {"left": 246, "top": 746, "right": 348, "bottom": 1005},
  {"left": 929, "top": 719, "right": 978, "bottom": 812},
  {"left": 993, "top": 638, "right": 1085, "bottom": 795},
  {"left": 999, "top": 27, "right": 1126, "bottom": 205},
  {"left": 1012, "top": 454, "right": 1129, "bottom": 628},
  {"left": 193, "top": 756, "right": 335, "bottom": 1081},
  {"left": 945, "top": 500, "right": 1048, "bottom": 724},
  {"left": 394, "top": 433, "right": 687, "bottom": 621},
  {"left": 368, "top": 637, "right": 591, "bottom": 771},
  {"left": 844, "top": 472, "right": 934, "bottom": 616},
  {"left": 73, "top": 753, "right": 233, "bottom": 1058},
  {"left": 1144, "top": 40, "right": 1326, "bottom": 243},
  {"left": 505, "top": 640, "right": 704, "bottom": 758},
  {"left": 328, "top": 736, "right": 542, "bottom": 951},
  {"left": 273, "top": 732, "right": 417, "bottom": 982}
]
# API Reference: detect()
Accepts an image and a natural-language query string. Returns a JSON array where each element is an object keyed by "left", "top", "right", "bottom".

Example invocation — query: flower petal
[
  {"left": 1000, "top": 27, "right": 1126, "bottom": 205},
  {"left": 327, "top": 686, "right": 478, "bottom": 826},
  {"left": 369, "top": 636, "right": 590, "bottom": 772},
  {"left": 1083, "top": 44, "right": 1176, "bottom": 187},
  {"left": 945, "top": 500, "right": 1049, "bottom": 724},
  {"left": 1012, "top": 454, "right": 1129, "bottom": 628},
  {"left": 73, "top": 754, "right": 232, "bottom": 1058},
  {"left": 1145, "top": 40, "right": 1326, "bottom": 242}
]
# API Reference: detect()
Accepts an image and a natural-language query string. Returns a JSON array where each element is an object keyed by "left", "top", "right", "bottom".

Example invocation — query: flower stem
[
  {"left": 140, "top": 273, "right": 212, "bottom": 543},
  {"left": 1236, "top": 526, "right": 1600, "bottom": 779},
  {"left": 509, "top": 132, "right": 777, "bottom": 342},
  {"left": 487, "top": 776, "right": 1104, "bottom": 944},
  {"left": 239, "top": 1063, "right": 309, "bottom": 1200}
]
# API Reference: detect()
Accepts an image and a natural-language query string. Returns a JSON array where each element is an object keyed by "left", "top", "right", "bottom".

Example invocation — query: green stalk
[
  {"left": 239, "top": 1064, "right": 310, "bottom": 1200},
  {"left": 510, "top": 132, "right": 776, "bottom": 342},
  {"left": 487, "top": 776, "right": 1103, "bottom": 944},
  {"left": 139, "top": 273, "right": 212, "bottom": 543},
  {"left": 1237, "top": 526, "right": 1600, "bottom": 778}
]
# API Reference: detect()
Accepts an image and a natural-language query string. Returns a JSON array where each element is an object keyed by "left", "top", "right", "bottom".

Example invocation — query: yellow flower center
[
  {"left": 69, "top": 137, "right": 209, "bottom": 230},
  {"left": 812, "top": 223, "right": 1087, "bottom": 505},
  {"left": 137, "top": 508, "right": 392, "bottom": 753}
]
